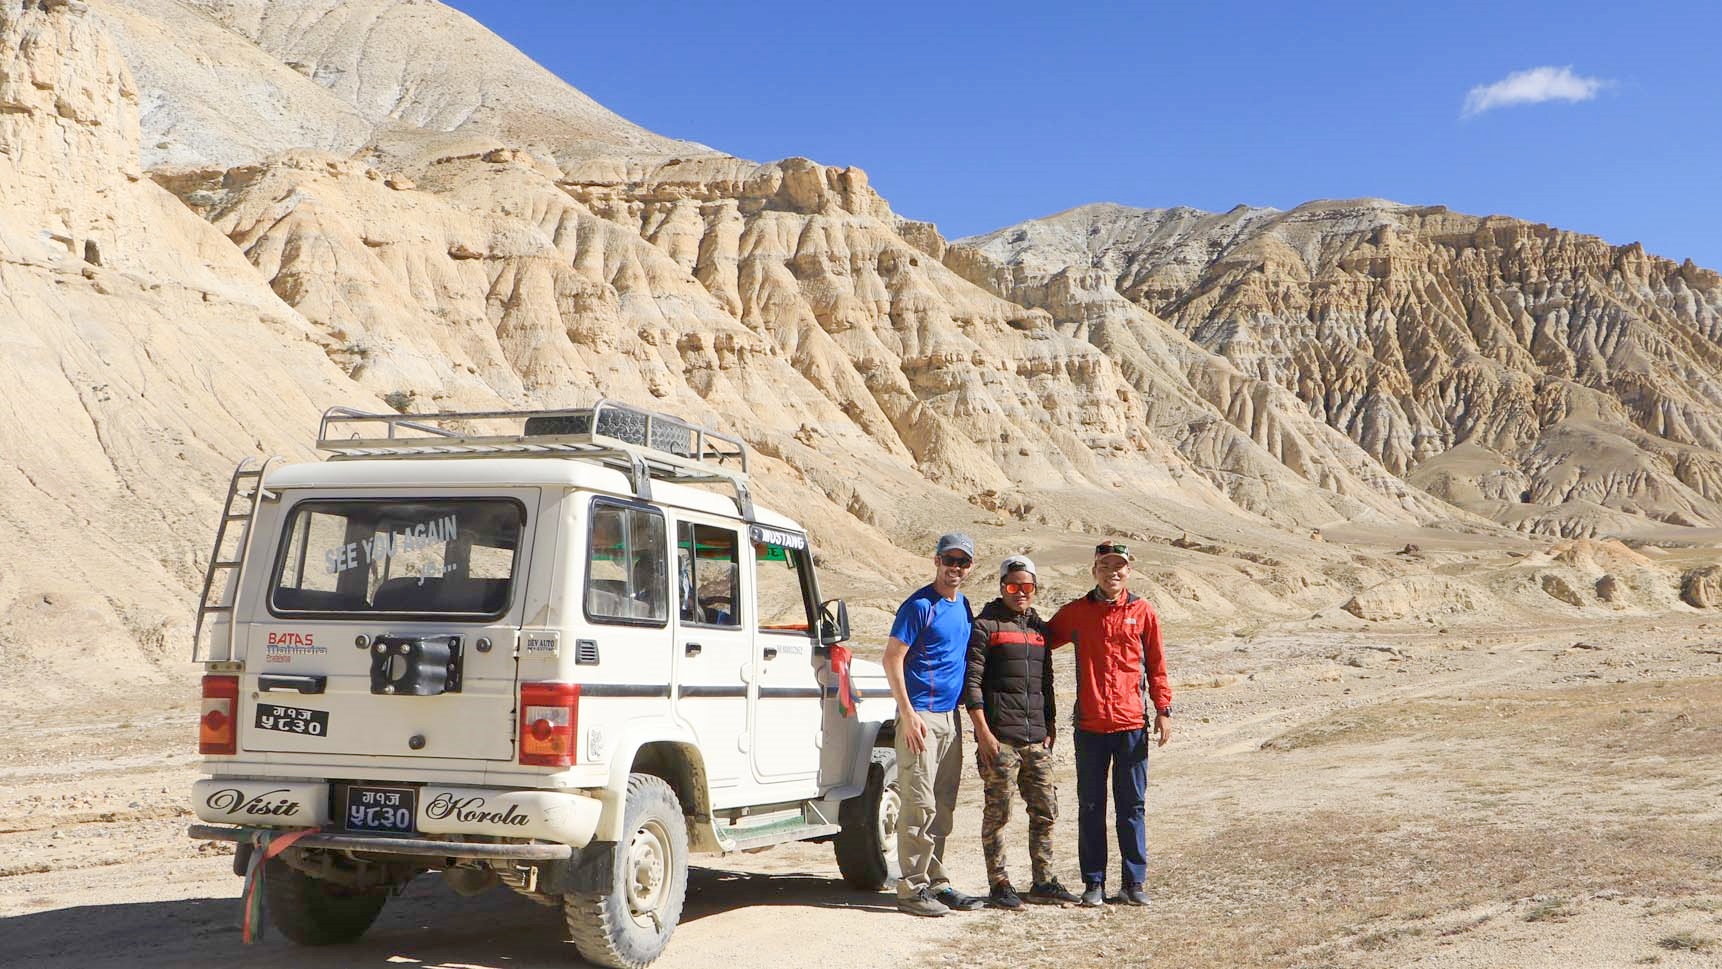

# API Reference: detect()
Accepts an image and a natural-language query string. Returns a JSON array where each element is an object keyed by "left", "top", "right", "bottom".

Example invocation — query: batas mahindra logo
[
  {"left": 265, "top": 630, "right": 328, "bottom": 663},
  {"left": 425, "top": 793, "right": 531, "bottom": 827},
  {"left": 206, "top": 787, "right": 302, "bottom": 817}
]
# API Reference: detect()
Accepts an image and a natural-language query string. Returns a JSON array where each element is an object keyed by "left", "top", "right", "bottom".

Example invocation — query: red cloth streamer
[
  {"left": 829, "top": 643, "right": 861, "bottom": 718},
  {"left": 241, "top": 829, "right": 314, "bottom": 943}
]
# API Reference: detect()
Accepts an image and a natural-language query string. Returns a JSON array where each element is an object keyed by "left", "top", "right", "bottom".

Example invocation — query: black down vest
[{"left": 963, "top": 599, "right": 1056, "bottom": 745}]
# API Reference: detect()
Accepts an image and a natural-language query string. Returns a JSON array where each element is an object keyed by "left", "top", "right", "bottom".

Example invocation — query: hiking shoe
[
  {"left": 932, "top": 886, "right": 986, "bottom": 911},
  {"left": 1080, "top": 883, "right": 1106, "bottom": 907},
  {"left": 1119, "top": 883, "right": 1151, "bottom": 906},
  {"left": 897, "top": 887, "right": 949, "bottom": 918},
  {"left": 1027, "top": 878, "right": 1081, "bottom": 905},
  {"left": 988, "top": 881, "right": 1024, "bottom": 910}
]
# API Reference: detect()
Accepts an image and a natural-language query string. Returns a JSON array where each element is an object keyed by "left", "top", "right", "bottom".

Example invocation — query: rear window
[{"left": 270, "top": 499, "right": 525, "bottom": 617}]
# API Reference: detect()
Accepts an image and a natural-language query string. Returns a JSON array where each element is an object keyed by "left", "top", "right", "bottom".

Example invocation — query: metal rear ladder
[{"left": 192, "top": 457, "right": 280, "bottom": 662}]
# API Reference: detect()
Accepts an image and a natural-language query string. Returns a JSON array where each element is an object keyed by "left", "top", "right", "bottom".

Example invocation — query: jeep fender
[
  {"left": 592, "top": 718, "right": 711, "bottom": 847},
  {"left": 825, "top": 717, "right": 891, "bottom": 803}
]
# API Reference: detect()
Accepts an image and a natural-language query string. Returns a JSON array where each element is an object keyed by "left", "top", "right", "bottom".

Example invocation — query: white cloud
[{"left": 1462, "top": 66, "right": 1611, "bottom": 118}]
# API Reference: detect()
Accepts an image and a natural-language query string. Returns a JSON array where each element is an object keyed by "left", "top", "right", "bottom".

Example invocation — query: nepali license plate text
[
  {"left": 343, "top": 785, "right": 417, "bottom": 834},
  {"left": 254, "top": 702, "right": 329, "bottom": 737}
]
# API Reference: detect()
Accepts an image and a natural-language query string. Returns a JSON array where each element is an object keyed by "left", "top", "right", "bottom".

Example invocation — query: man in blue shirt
[{"left": 884, "top": 532, "right": 986, "bottom": 917}]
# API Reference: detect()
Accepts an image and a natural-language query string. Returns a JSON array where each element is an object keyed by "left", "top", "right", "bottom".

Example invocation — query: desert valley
[{"left": 1, "top": 2, "right": 1720, "bottom": 967}]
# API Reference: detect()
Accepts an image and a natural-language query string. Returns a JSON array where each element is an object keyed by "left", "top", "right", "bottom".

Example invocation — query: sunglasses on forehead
[
  {"left": 1094, "top": 542, "right": 1130, "bottom": 556},
  {"left": 939, "top": 554, "right": 973, "bottom": 568},
  {"left": 1001, "top": 581, "right": 1036, "bottom": 594}
]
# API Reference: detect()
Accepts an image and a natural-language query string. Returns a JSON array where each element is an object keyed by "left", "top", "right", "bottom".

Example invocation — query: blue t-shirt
[{"left": 889, "top": 585, "right": 972, "bottom": 713}]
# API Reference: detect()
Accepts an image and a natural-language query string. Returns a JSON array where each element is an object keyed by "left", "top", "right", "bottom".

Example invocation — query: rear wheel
[
  {"left": 564, "top": 773, "right": 688, "bottom": 968},
  {"left": 834, "top": 748, "right": 900, "bottom": 890},
  {"left": 264, "top": 857, "right": 388, "bottom": 945}
]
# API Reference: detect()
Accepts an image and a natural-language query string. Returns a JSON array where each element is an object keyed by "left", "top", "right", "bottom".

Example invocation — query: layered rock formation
[
  {"left": 0, "top": 0, "right": 378, "bottom": 698},
  {"left": 89, "top": 0, "right": 694, "bottom": 171},
  {"left": 955, "top": 202, "right": 1722, "bottom": 535}
]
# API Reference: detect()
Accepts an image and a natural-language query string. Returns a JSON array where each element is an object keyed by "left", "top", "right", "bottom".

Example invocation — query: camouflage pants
[{"left": 977, "top": 741, "right": 1057, "bottom": 888}]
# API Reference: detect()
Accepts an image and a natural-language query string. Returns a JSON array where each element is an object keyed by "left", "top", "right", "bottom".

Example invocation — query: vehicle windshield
[{"left": 270, "top": 498, "right": 524, "bottom": 617}]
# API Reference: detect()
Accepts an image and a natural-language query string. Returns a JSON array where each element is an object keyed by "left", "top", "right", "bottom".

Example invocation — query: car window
[
  {"left": 585, "top": 500, "right": 668, "bottom": 625},
  {"left": 678, "top": 522, "right": 740, "bottom": 627},
  {"left": 752, "top": 526, "right": 815, "bottom": 637},
  {"left": 270, "top": 499, "right": 522, "bottom": 617}
]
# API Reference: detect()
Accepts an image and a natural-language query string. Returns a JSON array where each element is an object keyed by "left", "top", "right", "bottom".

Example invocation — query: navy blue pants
[{"left": 1074, "top": 727, "right": 1148, "bottom": 888}]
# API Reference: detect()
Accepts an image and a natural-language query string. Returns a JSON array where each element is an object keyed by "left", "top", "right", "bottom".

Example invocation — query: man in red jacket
[{"left": 1047, "top": 541, "right": 1172, "bottom": 907}]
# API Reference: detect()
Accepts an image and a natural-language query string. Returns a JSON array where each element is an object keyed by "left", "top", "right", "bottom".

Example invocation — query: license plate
[
  {"left": 254, "top": 702, "right": 329, "bottom": 737},
  {"left": 342, "top": 785, "right": 417, "bottom": 834}
]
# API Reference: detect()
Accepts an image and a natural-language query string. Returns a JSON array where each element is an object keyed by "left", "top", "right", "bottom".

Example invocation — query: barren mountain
[
  {"left": 2, "top": 0, "right": 1720, "bottom": 708},
  {"left": 89, "top": 0, "right": 698, "bottom": 171},
  {"left": 954, "top": 201, "right": 1722, "bottom": 537}
]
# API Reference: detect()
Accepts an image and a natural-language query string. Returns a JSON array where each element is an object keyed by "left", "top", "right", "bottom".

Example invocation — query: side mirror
[{"left": 818, "top": 598, "right": 850, "bottom": 646}]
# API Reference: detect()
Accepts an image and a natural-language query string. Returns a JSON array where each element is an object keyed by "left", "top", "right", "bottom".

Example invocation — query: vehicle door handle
[
  {"left": 685, "top": 642, "right": 702, "bottom": 657},
  {"left": 258, "top": 674, "right": 327, "bottom": 694},
  {"left": 762, "top": 646, "right": 779, "bottom": 660}
]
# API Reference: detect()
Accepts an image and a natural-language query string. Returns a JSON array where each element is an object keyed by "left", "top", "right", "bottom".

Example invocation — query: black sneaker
[
  {"left": 897, "top": 887, "right": 950, "bottom": 917},
  {"left": 1027, "top": 878, "right": 1081, "bottom": 905},
  {"left": 932, "top": 886, "right": 986, "bottom": 911},
  {"left": 988, "top": 881, "right": 1023, "bottom": 910},
  {"left": 1118, "top": 883, "right": 1151, "bottom": 906},
  {"left": 1080, "top": 883, "right": 1106, "bottom": 907}
]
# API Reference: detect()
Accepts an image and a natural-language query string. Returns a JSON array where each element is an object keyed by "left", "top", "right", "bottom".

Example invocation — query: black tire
[
  {"left": 263, "top": 857, "right": 387, "bottom": 945},
  {"left": 564, "top": 774, "right": 688, "bottom": 969},
  {"left": 834, "top": 747, "right": 900, "bottom": 890}
]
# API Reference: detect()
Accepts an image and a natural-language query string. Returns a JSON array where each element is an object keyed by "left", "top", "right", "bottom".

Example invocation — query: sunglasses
[
  {"left": 1001, "top": 581, "right": 1037, "bottom": 594},
  {"left": 1094, "top": 542, "right": 1131, "bottom": 557},
  {"left": 939, "top": 554, "right": 973, "bottom": 568}
]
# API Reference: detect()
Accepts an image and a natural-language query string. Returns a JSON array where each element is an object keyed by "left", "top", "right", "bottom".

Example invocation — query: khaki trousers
[{"left": 895, "top": 708, "right": 962, "bottom": 897}]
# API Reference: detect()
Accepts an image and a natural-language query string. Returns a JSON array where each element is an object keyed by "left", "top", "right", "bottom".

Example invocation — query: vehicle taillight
[
  {"left": 519, "top": 682, "right": 580, "bottom": 767},
  {"left": 200, "top": 674, "right": 239, "bottom": 755}
]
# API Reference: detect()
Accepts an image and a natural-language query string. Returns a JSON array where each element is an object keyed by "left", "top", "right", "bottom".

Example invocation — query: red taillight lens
[
  {"left": 519, "top": 682, "right": 579, "bottom": 767},
  {"left": 200, "top": 675, "right": 239, "bottom": 755}
]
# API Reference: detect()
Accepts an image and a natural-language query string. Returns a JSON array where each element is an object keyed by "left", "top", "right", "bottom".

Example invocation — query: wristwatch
[{"left": 1156, "top": 706, "right": 1173, "bottom": 718}]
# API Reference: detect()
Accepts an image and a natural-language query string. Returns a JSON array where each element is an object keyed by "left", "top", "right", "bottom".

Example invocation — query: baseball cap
[
  {"left": 1093, "top": 540, "right": 1134, "bottom": 563},
  {"left": 935, "top": 532, "right": 975, "bottom": 559},
  {"left": 998, "top": 554, "right": 1036, "bottom": 580}
]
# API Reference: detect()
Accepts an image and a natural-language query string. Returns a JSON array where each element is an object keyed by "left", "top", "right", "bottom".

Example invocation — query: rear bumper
[
  {"left": 187, "top": 824, "right": 573, "bottom": 860},
  {"left": 191, "top": 778, "right": 602, "bottom": 848}
]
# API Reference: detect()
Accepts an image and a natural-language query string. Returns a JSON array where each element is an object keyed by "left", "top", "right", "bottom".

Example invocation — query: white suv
[{"left": 188, "top": 402, "right": 900, "bottom": 967}]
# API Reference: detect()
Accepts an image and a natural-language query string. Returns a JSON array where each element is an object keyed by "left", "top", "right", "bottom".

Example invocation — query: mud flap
[{"left": 543, "top": 840, "right": 617, "bottom": 894}]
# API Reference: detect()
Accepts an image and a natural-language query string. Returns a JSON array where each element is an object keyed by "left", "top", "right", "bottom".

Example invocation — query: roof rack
[{"left": 316, "top": 401, "right": 754, "bottom": 519}]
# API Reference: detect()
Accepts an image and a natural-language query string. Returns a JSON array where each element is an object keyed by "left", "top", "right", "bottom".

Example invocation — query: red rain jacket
[{"left": 1047, "top": 589, "right": 1171, "bottom": 734}]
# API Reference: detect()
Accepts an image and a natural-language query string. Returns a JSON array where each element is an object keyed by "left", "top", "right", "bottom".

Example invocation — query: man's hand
[
  {"left": 975, "top": 727, "right": 1000, "bottom": 768},
  {"left": 1154, "top": 713, "right": 1172, "bottom": 747},
  {"left": 903, "top": 711, "right": 929, "bottom": 755},
  {"left": 1042, "top": 729, "right": 1055, "bottom": 751}
]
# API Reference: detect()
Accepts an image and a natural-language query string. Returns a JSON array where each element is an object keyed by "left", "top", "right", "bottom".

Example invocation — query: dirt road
[{"left": 5, "top": 616, "right": 1721, "bottom": 968}]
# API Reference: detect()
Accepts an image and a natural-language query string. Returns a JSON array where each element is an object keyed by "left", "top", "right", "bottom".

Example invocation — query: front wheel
[
  {"left": 834, "top": 747, "right": 900, "bottom": 890},
  {"left": 263, "top": 857, "right": 388, "bottom": 945},
  {"left": 564, "top": 773, "right": 688, "bottom": 969}
]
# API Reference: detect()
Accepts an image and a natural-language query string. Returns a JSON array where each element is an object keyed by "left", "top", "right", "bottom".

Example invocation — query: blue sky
[{"left": 446, "top": 1, "right": 1721, "bottom": 268}]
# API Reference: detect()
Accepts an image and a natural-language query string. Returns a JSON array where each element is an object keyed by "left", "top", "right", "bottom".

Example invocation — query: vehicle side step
[{"left": 716, "top": 820, "right": 840, "bottom": 853}]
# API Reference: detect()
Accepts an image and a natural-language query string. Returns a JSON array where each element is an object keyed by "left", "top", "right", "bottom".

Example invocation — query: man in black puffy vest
[{"left": 963, "top": 555, "right": 1081, "bottom": 909}]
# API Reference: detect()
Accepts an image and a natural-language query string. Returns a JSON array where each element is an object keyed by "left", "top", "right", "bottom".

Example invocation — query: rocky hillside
[
  {"left": 953, "top": 202, "right": 1722, "bottom": 537},
  {"left": 2, "top": 0, "right": 1719, "bottom": 704}
]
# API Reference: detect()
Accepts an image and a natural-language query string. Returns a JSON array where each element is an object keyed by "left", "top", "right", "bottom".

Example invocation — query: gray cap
[
  {"left": 998, "top": 555, "right": 1036, "bottom": 580},
  {"left": 934, "top": 532, "right": 975, "bottom": 559}
]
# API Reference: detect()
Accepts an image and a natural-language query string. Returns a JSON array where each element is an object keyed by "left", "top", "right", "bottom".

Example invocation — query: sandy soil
[{"left": 4, "top": 614, "right": 1721, "bottom": 969}]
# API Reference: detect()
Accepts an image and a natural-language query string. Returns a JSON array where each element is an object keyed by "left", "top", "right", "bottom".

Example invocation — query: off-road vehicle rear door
[{"left": 242, "top": 491, "right": 537, "bottom": 761}]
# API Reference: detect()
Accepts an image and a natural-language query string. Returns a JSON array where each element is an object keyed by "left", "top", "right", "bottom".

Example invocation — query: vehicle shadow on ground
[{"left": 1, "top": 865, "right": 900, "bottom": 969}]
